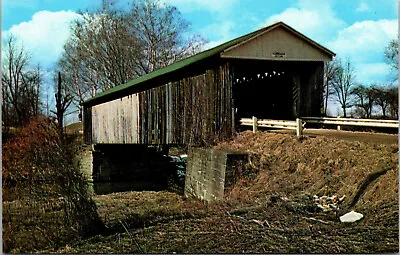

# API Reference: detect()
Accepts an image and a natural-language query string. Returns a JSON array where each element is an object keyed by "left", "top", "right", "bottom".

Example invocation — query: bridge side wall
[
  {"left": 90, "top": 94, "right": 140, "bottom": 144},
  {"left": 85, "top": 62, "right": 234, "bottom": 145},
  {"left": 138, "top": 63, "right": 234, "bottom": 145}
]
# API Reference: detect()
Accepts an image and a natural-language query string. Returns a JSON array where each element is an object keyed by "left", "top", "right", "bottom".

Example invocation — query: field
[{"left": 6, "top": 131, "right": 399, "bottom": 253}]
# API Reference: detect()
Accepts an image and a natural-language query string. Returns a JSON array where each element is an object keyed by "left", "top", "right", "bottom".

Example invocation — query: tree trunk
[
  {"left": 324, "top": 79, "right": 329, "bottom": 116},
  {"left": 56, "top": 72, "right": 64, "bottom": 138}
]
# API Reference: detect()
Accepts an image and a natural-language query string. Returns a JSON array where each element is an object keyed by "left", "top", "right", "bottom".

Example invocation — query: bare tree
[
  {"left": 58, "top": 0, "right": 206, "bottom": 108},
  {"left": 384, "top": 39, "right": 398, "bottom": 71},
  {"left": 380, "top": 39, "right": 398, "bottom": 119},
  {"left": 2, "top": 36, "right": 42, "bottom": 127},
  {"left": 330, "top": 58, "right": 356, "bottom": 118},
  {"left": 371, "top": 84, "right": 394, "bottom": 119},
  {"left": 58, "top": 11, "right": 141, "bottom": 106},
  {"left": 51, "top": 72, "right": 73, "bottom": 137},
  {"left": 130, "top": 0, "right": 207, "bottom": 74},
  {"left": 386, "top": 86, "right": 398, "bottom": 119},
  {"left": 23, "top": 64, "right": 43, "bottom": 118},
  {"left": 323, "top": 60, "right": 338, "bottom": 116},
  {"left": 351, "top": 84, "right": 374, "bottom": 118}
]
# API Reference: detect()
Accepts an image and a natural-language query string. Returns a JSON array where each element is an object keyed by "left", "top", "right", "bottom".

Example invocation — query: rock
[
  {"left": 339, "top": 211, "right": 363, "bottom": 223},
  {"left": 313, "top": 194, "right": 345, "bottom": 212}
]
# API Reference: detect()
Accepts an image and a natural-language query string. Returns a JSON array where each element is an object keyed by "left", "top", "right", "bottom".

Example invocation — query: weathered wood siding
[
  {"left": 138, "top": 63, "right": 233, "bottom": 145},
  {"left": 87, "top": 63, "right": 233, "bottom": 145},
  {"left": 91, "top": 94, "right": 140, "bottom": 144}
]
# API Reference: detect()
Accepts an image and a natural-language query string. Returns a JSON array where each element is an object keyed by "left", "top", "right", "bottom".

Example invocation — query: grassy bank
[{"left": 6, "top": 131, "right": 399, "bottom": 253}]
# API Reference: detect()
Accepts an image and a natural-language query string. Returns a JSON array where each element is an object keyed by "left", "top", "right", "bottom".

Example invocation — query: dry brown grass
[
  {"left": 214, "top": 131, "right": 398, "bottom": 214},
  {"left": 93, "top": 191, "right": 207, "bottom": 228},
  {"left": 36, "top": 131, "right": 400, "bottom": 253}
]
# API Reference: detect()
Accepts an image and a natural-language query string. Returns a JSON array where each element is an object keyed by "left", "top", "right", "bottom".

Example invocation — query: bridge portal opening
[
  {"left": 232, "top": 60, "right": 294, "bottom": 121},
  {"left": 231, "top": 59, "right": 323, "bottom": 124}
]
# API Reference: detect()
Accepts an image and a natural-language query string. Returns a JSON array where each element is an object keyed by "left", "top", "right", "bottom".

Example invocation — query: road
[{"left": 270, "top": 128, "right": 398, "bottom": 145}]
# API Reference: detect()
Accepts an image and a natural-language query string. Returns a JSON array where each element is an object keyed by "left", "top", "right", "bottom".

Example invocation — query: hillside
[
  {"left": 47, "top": 131, "right": 398, "bottom": 253},
  {"left": 214, "top": 131, "right": 398, "bottom": 214}
]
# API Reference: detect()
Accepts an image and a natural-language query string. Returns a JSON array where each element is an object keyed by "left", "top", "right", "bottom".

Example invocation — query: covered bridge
[{"left": 82, "top": 21, "right": 335, "bottom": 146}]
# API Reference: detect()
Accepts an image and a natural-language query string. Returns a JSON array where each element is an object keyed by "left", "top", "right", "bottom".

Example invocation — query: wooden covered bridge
[{"left": 82, "top": 21, "right": 335, "bottom": 146}]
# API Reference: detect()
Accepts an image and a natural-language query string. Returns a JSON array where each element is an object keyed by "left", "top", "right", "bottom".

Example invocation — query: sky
[{"left": 1, "top": 0, "right": 399, "bottom": 118}]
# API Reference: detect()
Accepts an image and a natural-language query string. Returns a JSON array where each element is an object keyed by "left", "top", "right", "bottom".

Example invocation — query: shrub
[{"left": 2, "top": 117, "right": 103, "bottom": 253}]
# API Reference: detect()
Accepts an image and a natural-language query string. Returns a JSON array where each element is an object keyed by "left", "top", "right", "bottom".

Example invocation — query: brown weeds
[{"left": 2, "top": 117, "right": 102, "bottom": 253}]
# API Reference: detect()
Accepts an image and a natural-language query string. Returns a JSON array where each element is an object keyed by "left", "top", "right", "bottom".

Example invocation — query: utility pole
[{"left": 52, "top": 72, "right": 73, "bottom": 139}]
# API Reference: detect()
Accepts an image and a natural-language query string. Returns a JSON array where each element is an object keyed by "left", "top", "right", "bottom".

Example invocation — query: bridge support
[
  {"left": 184, "top": 147, "right": 248, "bottom": 202},
  {"left": 79, "top": 144, "right": 175, "bottom": 194}
]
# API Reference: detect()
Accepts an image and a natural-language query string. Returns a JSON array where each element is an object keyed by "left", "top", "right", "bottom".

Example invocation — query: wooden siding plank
[{"left": 91, "top": 94, "right": 140, "bottom": 144}]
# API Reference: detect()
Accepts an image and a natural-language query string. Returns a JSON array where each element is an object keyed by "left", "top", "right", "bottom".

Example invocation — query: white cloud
[
  {"left": 356, "top": 1, "right": 370, "bottom": 12},
  {"left": 3, "top": 10, "right": 82, "bottom": 68},
  {"left": 328, "top": 19, "right": 397, "bottom": 84},
  {"left": 328, "top": 19, "right": 397, "bottom": 64},
  {"left": 163, "top": 0, "right": 238, "bottom": 13},
  {"left": 262, "top": 0, "right": 346, "bottom": 44}
]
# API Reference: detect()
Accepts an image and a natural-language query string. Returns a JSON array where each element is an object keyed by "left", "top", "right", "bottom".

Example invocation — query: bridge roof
[{"left": 83, "top": 21, "right": 335, "bottom": 107}]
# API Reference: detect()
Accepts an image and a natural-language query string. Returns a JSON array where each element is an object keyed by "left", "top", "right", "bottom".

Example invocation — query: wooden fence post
[
  {"left": 337, "top": 116, "right": 341, "bottom": 130},
  {"left": 252, "top": 116, "right": 258, "bottom": 133},
  {"left": 296, "top": 118, "right": 303, "bottom": 137}
]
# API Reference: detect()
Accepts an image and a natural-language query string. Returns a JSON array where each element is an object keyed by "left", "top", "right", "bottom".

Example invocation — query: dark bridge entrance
[
  {"left": 232, "top": 60, "right": 293, "bottom": 120},
  {"left": 232, "top": 59, "right": 324, "bottom": 122}
]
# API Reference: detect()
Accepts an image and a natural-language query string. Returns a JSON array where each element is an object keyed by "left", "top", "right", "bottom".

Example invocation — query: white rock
[{"left": 339, "top": 211, "right": 364, "bottom": 223}]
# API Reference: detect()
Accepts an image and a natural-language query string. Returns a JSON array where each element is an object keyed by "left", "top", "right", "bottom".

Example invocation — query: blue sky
[{"left": 1, "top": 0, "right": 398, "bottom": 117}]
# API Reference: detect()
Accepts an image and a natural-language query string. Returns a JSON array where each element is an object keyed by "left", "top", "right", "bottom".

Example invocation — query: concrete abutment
[
  {"left": 79, "top": 145, "right": 248, "bottom": 200},
  {"left": 184, "top": 148, "right": 248, "bottom": 202}
]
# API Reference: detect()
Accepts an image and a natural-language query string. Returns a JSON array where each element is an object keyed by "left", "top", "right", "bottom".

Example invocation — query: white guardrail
[{"left": 240, "top": 116, "right": 399, "bottom": 137}]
